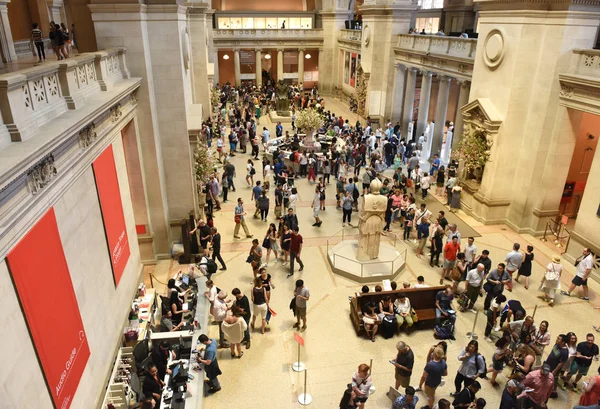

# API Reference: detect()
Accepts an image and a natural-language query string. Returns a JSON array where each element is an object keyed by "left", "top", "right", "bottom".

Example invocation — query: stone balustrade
[
  {"left": 0, "top": 48, "right": 129, "bottom": 145},
  {"left": 571, "top": 49, "right": 600, "bottom": 76},
  {"left": 339, "top": 29, "right": 362, "bottom": 43},
  {"left": 213, "top": 28, "right": 324, "bottom": 40},
  {"left": 396, "top": 34, "right": 477, "bottom": 60}
]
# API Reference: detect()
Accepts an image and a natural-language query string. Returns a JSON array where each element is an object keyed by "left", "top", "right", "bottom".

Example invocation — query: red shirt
[
  {"left": 444, "top": 241, "right": 460, "bottom": 261},
  {"left": 290, "top": 234, "right": 303, "bottom": 253}
]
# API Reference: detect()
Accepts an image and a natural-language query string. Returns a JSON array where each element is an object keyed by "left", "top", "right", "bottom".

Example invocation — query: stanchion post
[
  {"left": 532, "top": 305, "right": 538, "bottom": 320},
  {"left": 466, "top": 311, "right": 479, "bottom": 340},
  {"left": 298, "top": 369, "right": 312, "bottom": 405}
]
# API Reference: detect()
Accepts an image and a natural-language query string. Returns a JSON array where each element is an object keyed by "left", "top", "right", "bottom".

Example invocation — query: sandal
[{"left": 238, "top": 352, "right": 244, "bottom": 358}]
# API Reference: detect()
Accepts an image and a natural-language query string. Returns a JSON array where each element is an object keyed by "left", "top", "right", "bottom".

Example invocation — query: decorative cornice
[
  {"left": 558, "top": 73, "right": 600, "bottom": 115},
  {"left": 110, "top": 103, "right": 123, "bottom": 123},
  {"left": 78, "top": 123, "right": 97, "bottom": 149},
  {"left": 27, "top": 153, "right": 57, "bottom": 195}
]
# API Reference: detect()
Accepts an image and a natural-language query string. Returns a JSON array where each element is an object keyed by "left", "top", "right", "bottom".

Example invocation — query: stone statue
[
  {"left": 356, "top": 178, "right": 387, "bottom": 261},
  {"left": 276, "top": 79, "right": 290, "bottom": 115}
]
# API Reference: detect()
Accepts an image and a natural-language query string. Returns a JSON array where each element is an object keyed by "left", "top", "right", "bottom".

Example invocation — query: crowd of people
[
  {"left": 31, "top": 21, "right": 77, "bottom": 62},
  {"left": 181, "top": 83, "right": 599, "bottom": 408}
]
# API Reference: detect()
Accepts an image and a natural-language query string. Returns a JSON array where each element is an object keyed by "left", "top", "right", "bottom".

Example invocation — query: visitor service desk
[{"left": 153, "top": 274, "right": 209, "bottom": 409}]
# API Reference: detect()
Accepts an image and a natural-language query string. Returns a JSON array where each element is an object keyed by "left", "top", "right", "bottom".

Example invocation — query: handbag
[
  {"left": 262, "top": 237, "right": 271, "bottom": 249},
  {"left": 544, "top": 264, "right": 560, "bottom": 281},
  {"left": 234, "top": 214, "right": 241, "bottom": 224},
  {"left": 245, "top": 254, "right": 254, "bottom": 263},
  {"left": 450, "top": 266, "right": 462, "bottom": 281},
  {"left": 410, "top": 308, "right": 419, "bottom": 323},
  {"left": 289, "top": 297, "right": 297, "bottom": 316}
]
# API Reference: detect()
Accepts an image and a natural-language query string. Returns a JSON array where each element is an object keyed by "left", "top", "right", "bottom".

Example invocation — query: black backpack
[{"left": 352, "top": 184, "right": 359, "bottom": 200}]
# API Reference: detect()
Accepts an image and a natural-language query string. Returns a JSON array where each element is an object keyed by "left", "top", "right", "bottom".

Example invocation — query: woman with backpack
[
  {"left": 451, "top": 340, "right": 486, "bottom": 397},
  {"left": 246, "top": 159, "right": 255, "bottom": 186}
]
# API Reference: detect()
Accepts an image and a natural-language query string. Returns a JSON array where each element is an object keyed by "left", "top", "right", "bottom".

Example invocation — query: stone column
[
  {"left": 391, "top": 63, "right": 406, "bottom": 123},
  {"left": 255, "top": 49, "right": 262, "bottom": 87},
  {"left": 402, "top": 67, "right": 417, "bottom": 139},
  {"left": 0, "top": 0, "right": 17, "bottom": 62},
  {"left": 298, "top": 49, "right": 305, "bottom": 89},
  {"left": 188, "top": 5, "right": 212, "bottom": 113},
  {"left": 430, "top": 75, "right": 452, "bottom": 161},
  {"left": 213, "top": 50, "right": 220, "bottom": 85},
  {"left": 233, "top": 49, "right": 241, "bottom": 87},
  {"left": 415, "top": 70, "right": 433, "bottom": 139},
  {"left": 452, "top": 80, "right": 471, "bottom": 150},
  {"left": 319, "top": 11, "right": 347, "bottom": 95},
  {"left": 277, "top": 48, "right": 284, "bottom": 81}
]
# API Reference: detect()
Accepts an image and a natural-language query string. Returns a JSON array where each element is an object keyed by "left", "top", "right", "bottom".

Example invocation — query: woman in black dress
[{"left": 516, "top": 245, "right": 534, "bottom": 289}]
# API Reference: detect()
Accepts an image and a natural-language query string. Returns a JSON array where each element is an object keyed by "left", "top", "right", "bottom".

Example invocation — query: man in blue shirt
[
  {"left": 431, "top": 154, "right": 441, "bottom": 174},
  {"left": 198, "top": 334, "right": 222, "bottom": 393},
  {"left": 275, "top": 122, "right": 283, "bottom": 137},
  {"left": 393, "top": 386, "right": 419, "bottom": 409},
  {"left": 251, "top": 181, "right": 263, "bottom": 218}
]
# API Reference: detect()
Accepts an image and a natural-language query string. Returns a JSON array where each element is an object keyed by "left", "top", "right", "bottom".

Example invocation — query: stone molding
[
  {"left": 460, "top": 98, "right": 503, "bottom": 135},
  {"left": 558, "top": 73, "right": 600, "bottom": 116},
  {"left": 213, "top": 29, "right": 324, "bottom": 49},
  {"left": 0, "top": 93, "right": 139, "bottom": 260},
  {"left": 394, "top": 34, "right": 475, "bottom": 81}
]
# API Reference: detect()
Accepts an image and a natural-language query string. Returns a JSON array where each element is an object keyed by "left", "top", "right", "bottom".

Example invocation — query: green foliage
[
  {"left": 194, "top": 140, "right": 217, "bottom": 192},
  {"left": 452, "top": 128, "right": 492, "bottom": 179}
]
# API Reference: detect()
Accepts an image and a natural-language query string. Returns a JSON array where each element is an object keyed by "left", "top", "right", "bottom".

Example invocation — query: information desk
[{"left": 152, "top": 274, "right": 210, "bottom": 409}]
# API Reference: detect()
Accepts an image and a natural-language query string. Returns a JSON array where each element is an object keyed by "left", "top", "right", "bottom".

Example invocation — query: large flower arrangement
[
  {"left": 210, "top": 87, "right": 221, "bottom": 113},
  {"left": 452, "top": 128, "right": 492, "bottom": 181},
  {"left": 194, "top": 140, "right": 218, "bottom": 192},
  {"left": 295, "top": 108, "right": 324, "bottom": 139}
]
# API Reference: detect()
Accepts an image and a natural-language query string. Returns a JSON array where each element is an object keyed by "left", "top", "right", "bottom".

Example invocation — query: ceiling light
[
  {"left": 223, "top": 54, "right": 230, "bottom": 60},
  {"left": 305, "top": 53, "right": 311, "bottom": 59},
  {"left": 265, "top": 54, "right": 271, "bottom": 60}
]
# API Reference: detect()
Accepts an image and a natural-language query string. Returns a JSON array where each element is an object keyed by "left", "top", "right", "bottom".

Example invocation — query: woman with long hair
[
  {"left": 251, "top": 277, "right": 269, "bottom": 334},
  {"left": 246, "top": 159, "right": 255, "bottom": 186},
  {"left": 221, "top": 304, "right": 248, "bottom": 358},
  {"left": 452, "top": 340, "right": 486, "bottom": 396},
  {"left": 264, "top": 223, "right": 279, "bottom": 264},
  {"left": 488, "top": 337, "right": 510, "bottom": 386},
  {"left": 510, "top": 343, "right": 535, "bottom": 381},
  {"left": 280, "top": 224, "right": 291, "bottom": 266}
]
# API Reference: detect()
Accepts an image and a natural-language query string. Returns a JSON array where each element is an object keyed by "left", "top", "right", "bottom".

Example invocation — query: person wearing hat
[
  {"left": 499, "top": 380, "right": 520, "bottom": 409},
  {"left": 540, "top": 255, "right": 563, "bottom": 306},
  {"left": 518, "top": 364, "right": 554, "bottom": 407}
]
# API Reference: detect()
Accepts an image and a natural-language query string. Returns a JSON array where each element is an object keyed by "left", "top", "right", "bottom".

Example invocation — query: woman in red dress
[{"left": 580, "top": 367, "right": 600, "bottom": 406}]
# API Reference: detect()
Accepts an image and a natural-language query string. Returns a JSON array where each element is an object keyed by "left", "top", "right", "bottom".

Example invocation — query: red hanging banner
[
  {"left": 93, "top": 144, "right": 131, "bottom": 286},
  {"left": 7, "top": 208, "right": 90, "bottom": 409}
]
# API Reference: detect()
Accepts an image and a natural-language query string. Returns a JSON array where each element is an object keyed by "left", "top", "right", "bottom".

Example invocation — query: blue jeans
[
  {"left": 209, "top": 376, "right": 220, "bottom": 389},
  {"left": 435, "top": 309, "right": 456, "bottom": 326}
]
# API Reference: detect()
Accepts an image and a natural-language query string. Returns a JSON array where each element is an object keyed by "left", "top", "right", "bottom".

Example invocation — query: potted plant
[{"left": 451, "top": 128, "right": 492, "bottom": 182}]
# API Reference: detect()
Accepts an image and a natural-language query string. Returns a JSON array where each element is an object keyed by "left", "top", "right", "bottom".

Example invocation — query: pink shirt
[{"left": 521, "top": 370, "right": 554, "bottom": 404}]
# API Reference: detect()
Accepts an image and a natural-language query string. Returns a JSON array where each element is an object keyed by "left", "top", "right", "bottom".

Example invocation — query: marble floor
[{"left": 145, "top": 97, "right": 599, "bottom": 409}]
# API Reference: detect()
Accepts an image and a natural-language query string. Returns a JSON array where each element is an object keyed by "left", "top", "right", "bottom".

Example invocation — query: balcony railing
[
  {"left": 213, "top": 29, "right": 324, "bottom": 40},
  {"left": 0, "top": 48, "right": 130, "bottom": 144},
  {"left": 338, "top": 29, "right": 362, "bottom": 43},
  {"left": 571, "top": 49, "right": 600, "bottom": 76},
  {"left": 395, "top": 34, "right": 477, "bottom": 60}
]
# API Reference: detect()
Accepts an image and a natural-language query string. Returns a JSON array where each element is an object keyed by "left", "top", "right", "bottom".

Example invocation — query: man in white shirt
[
  {"left": 446, "top": 224, "right": 461, "bottom": 243},
  {"left": 261, "top": 127, "right": 270, "bottom": 144},
  {"left": 415, "top": 203, "right": 432, "bottom": 226},
  {"left": 414, "top": 275, "right": 429, "bottom": 288},
  {"left": 465, "top": 264, "right": 485, "bottom": 312},
  {"left": 562, "top": 248, "right": 594, "bottom": 300},
  {"left": 464, "top": 237, "right": 477, "bottom": 269},
  {"left": 504, "top": 243, "right": 523, "bottom": 292}
]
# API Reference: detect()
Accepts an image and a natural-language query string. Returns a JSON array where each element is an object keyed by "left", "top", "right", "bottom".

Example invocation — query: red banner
[
  {"left": 93, "top": 145, "right": 131, "bottom": 286},
  {"left": 294, "top": 332, "right": 305, "bottom": 347},
  {"left": 7, "top": 208, "right": 90, "bottom": 409}
]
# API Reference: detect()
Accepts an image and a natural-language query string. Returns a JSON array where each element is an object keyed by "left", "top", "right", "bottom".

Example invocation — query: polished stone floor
[{"left": 145, "top": 97, "right": 599, "bottom": 409}]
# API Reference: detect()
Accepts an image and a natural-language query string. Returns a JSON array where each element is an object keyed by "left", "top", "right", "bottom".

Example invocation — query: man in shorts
[
  {"left": 562, "top": 247, "right": 593, "bottom": 301},
  {"left": 441, "top": 236, "right": 460, "bottom": 284},
  {"left": 504, "top": 243, "right": 523, "bottom": 292},
  {"left": 564, "top": 333, "right": 599, "bottom": 392},
  {"left": 293, "top": 279, "right": 310, "bottom": 330},
  {"left": 393, "top": 341, "right": 414, "bottom": 390}
]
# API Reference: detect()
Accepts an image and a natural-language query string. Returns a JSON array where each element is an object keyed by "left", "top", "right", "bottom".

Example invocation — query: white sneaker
[
  {"left": 342, "top": 223, "right": 346, "bottom": 227},
  {"left": 469, "top": 309, "right": 477, "bottom": 314},
  {"left": 485, "top": 337, "right": 493, "bottom": 343},
  {"left": 282, "top": 262, "right": 288, "bottom": 266},
  {"left": 494, "top": 326, "right": 501, "bottom": 332}
]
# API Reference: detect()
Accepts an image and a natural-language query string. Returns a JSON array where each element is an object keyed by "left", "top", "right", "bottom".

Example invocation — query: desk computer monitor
[
  {"left": 182, "top": 274, "right": 189, "bottom": 286},
  {"left": 172, "top": 363, "right": 180, "bottom": 379}
]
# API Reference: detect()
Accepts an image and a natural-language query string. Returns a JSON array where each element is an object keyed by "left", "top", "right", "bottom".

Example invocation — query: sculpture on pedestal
[
  {"left": 356, "top": 178, "right": 387, "bottom": 261},
  {"left": 276, "top": 79, "right": 290, "bottom": 115}
]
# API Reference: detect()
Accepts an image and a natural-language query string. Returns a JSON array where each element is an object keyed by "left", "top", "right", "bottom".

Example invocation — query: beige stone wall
[{"left": 0, "top": 136, "right": 142, "bottom": 409}]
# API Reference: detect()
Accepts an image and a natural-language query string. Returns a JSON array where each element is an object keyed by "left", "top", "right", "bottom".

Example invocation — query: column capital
[
  {"left": 420, "top": 69, "right": 433, "bottom": 77},
  {"left": 437, "top": 74, "right": 452, "bottom": 83},
  {"left": 233, "top": 48, "right": 240, "bottom": 53},
  {"left": 277, "top": 48, "right": 285, "bottom": 52},
  {"left": 457, "top": 79, "right": 471, "bottom": 87},
  {"left": 255, "top": 48, "right": 262, "bottom": 52},
  {"left": 405, "top": 66, "right": 418, "bottom": 73}
]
